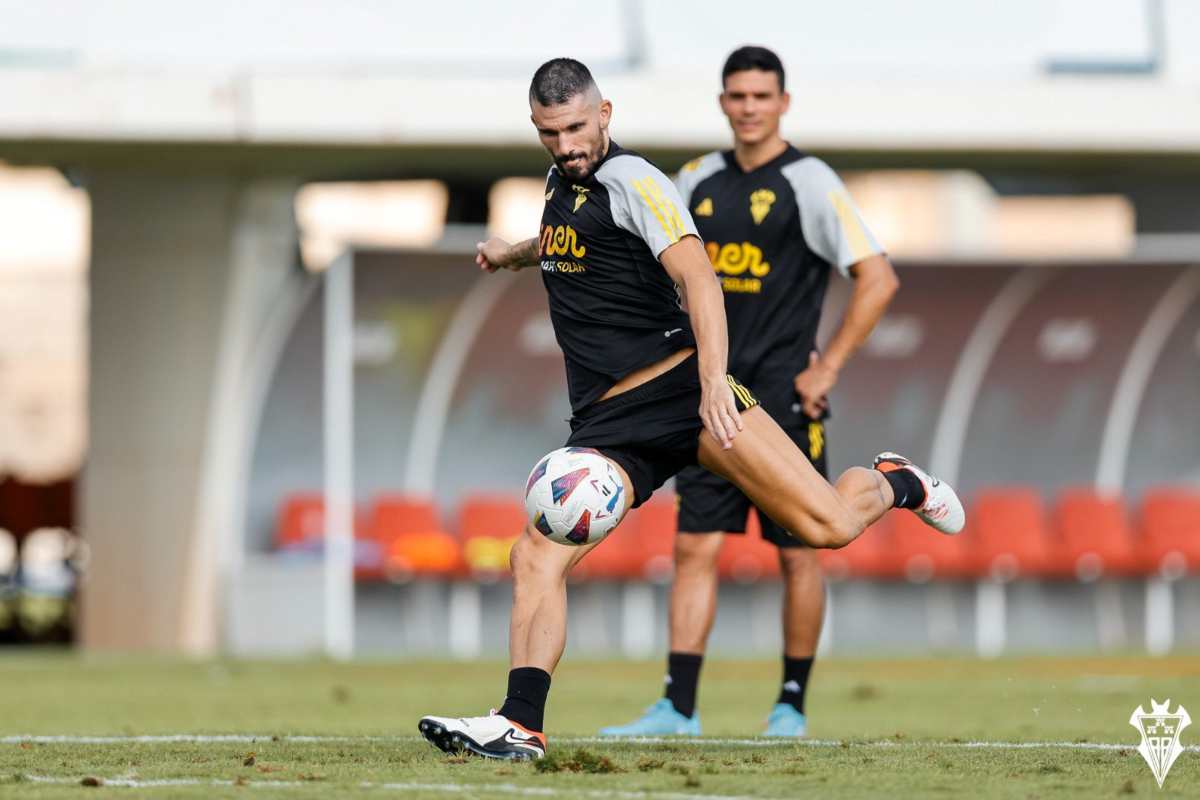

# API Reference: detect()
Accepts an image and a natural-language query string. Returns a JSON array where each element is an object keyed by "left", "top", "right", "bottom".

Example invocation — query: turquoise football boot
[
  {"left": 599, "top": 699, "right": 701, "bottom": 736},
  {"left": 764, "top": 703, "right": 808, "bottom": 737}
]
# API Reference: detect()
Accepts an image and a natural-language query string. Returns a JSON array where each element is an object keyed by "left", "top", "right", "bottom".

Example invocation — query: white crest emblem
[{"left": 1129, "top": 699, "right": 1190, "bottom": 788}]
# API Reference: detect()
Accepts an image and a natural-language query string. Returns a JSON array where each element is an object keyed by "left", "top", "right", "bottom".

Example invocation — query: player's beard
[{"left": 554, "top": 138, "right": 606, "bottom": 181}]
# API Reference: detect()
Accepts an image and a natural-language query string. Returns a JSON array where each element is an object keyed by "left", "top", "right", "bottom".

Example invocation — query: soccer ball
[{"left": 523, "top": 447, "right": 627, "bottom": 546}]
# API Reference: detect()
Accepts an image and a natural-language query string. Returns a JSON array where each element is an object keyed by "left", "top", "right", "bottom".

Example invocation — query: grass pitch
[{"left": 0, "top": 652, "right": 1197, "bottom": 798}]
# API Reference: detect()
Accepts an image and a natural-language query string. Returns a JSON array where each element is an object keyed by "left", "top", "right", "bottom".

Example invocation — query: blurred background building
[{"left": 0, "top": 0, "right": 1197, "bottom": 657}]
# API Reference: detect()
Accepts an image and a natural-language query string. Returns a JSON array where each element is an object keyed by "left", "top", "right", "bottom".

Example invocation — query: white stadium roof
[{"left": 1, "top": 0, "right": 1197, "bottom": 155}]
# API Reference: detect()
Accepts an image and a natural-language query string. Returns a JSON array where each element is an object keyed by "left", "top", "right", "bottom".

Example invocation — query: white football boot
[
  {"left": 873, "top": 452, "right": 965, "bottom": 535},
  {"left": 418, "top": 710, "right": 547, "bottom": 760}
]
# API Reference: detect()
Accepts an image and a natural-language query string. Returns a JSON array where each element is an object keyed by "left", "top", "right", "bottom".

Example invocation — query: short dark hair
[
  {"left": 721, "top": 45, "right": 785, "bottom": 92},
  {"left": 529, "top": 58, "right": 598, "bottom": 106}
]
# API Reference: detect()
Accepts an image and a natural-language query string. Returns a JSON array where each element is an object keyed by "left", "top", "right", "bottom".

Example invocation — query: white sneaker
[
  {"left": 873, "top": 452, "right": 965, "bottom": 535},
  {"left": 418, "top": 710, "right": 547, "bottom": 760}
]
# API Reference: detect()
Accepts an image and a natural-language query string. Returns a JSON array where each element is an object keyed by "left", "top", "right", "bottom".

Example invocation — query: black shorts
[
  {"left": 676, "top": 416, "right": 828, "bottom": 549},
  {"left": 564, "top": 352, "right": 758, "bottom": 508}
]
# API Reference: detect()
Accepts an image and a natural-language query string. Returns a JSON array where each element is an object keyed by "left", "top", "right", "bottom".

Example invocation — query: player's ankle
[
  {"left": 776, "top": 655, "right": 813, "bottom": 710},
  {"left": 879, "top": 468, "right": 925, "bottom": 510},
  {"left": 498, "top": 667, "right": 552, "bottom": 732},
  {"left": 664, "top": 652, "right": 703, "bottom": 718}
]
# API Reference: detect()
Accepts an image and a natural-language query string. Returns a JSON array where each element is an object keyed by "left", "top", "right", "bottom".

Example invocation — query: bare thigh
[{"left": 697, "top": 406, "right": 853, "bottom": 548}]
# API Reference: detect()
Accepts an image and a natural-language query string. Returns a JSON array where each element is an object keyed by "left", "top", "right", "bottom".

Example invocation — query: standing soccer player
[
  {"left": 418, "top": 58, "right": 963, "bottom": 761},
  {"left": 600, "top": 46, "right": 897, "bottom": 739}
]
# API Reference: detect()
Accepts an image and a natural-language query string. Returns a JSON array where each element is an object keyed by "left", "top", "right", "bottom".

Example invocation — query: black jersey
[
  {"left": 674, "top": 146, "right": 882, "bottom": 417},
  {"left": 540, "top": 142, "right": 699, "bottom": 413}
]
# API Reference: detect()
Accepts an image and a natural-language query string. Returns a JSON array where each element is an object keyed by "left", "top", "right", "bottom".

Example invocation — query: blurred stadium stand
[
  {"left": 257, "top": 482, "right": 1200, "bottom": 658},
  {"left": 251, "top": 259, "right": 1200, "bottom": 540},
  {"left": 241, "top": 254, "right": 1199, "bottom": 657},
  {"left": 0, "top": 478, "right": 77, "bottom": 644}
]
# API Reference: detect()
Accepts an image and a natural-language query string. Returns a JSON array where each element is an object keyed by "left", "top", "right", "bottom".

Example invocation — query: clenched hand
[
  {"left": 793, "top": 350, "right": 838, "bottom": 418},
  {"left": 476, "top": 238, "right": 515, "bottom": 273}
]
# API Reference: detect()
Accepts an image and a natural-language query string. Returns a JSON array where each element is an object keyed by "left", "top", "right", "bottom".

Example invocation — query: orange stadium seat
[
  {"left": 275, "top": 492, "right": 327, "bottom": 548},
  {"left": 367, "top": 494, "right": 462, "bottom": 581},
  {"left": 1052, "top": 489, "right": 1141, "bottom": 579},
  {"left": 887, "top": 510, "right": 971, "bottom": 581},
  {"left": 456, "top": 495, "right": 526, "bottom": 580},
  {"left": 570, "top": 499, "right": 677, "bottom": 582},
  {"left": 274, "top": 492, "right": 370, "bottom": 551},
  {"left": 1138, "top": 488, "right": 1200, "bottom": 577},
  {"left": 818, "top": 513, "right": 900, "bottom": 580},
  {"left": 385, "top": 529, "right": 463, "bottom": 579},
  {"left": 570, "top": 515, "right": 642, "bottom": 581},
  {"left": 716, "top": 510, "right": 781, "bottom": 582},
  {"left": 968, "top": 488, "right": 1059, "bottom": 580},
  {"left": 627, "top": 500, "right": 679, "bottom": 582}
]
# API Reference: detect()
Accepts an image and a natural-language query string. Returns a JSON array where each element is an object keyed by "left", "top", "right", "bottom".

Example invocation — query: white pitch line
[
  {"left": 24, "top": 775, "right": 769, "bottom": 799},
  {"left": 0, "top": 734, "right": 389, "bottom": 744},
  {"left": 5, "top": 733, "right": 1197, "bottom": 751},
  {"left": 7, "top": 734, "right": 266, "bottom": 744},
  {"left": 25, "top": 775, "right": 304, "bottom": 788},
  {"left": 374, "top": 782, "right": 773, "bottom": 800},
  {"left": 567, "top": 736, "right": 1200, "bottom": 752}
]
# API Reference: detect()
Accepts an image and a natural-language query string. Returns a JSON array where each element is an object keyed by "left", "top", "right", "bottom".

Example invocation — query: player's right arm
[
  {"left": 476, "top": 237, "right": 540, "bottom": 273},
  {"left": 597, "top": 155, "right": 741, "bottom": 447}
]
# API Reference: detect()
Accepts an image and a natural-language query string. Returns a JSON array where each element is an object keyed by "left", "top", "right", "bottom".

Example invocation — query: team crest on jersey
[
  {"left": 694, "top": 197, "right": 714, "bottom": 217},
  {"left": 750, "top": 189, "right": 776, "bottom": 224},
  {"left": 571, "top": 185, "right": 590, "bottom": 212}
]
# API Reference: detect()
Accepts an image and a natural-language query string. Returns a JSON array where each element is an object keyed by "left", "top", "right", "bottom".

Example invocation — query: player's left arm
[{"left": 789, "top": 158, "right": 898, "bottom": 418}]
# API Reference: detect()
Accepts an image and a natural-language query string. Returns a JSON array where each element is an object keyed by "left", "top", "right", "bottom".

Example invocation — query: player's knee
[
  {"left": 823, "top": 512, "right": 864, "bottom": 549},
  {"left": 674, "top": 533, "right": 722, "bottom": 573},
  {"left": 792, "top": 510, "right": 862, "bottom": 550},
  {"left": 508, "top": 528, "right": 531, "bottom": 576},
  {"left": 778, "top": 545, "right": 821, "bottom": 576},
  {"left": 513, "top": 523, "right": 586, "bottom": 584},
  {"left": 510, "top": 526, "right": 557, "bottom": 581}
]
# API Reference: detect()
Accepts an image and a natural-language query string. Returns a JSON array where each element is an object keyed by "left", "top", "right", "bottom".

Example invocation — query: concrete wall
[
  {"left": 224, "top": 576, "right": 1200, "bottom": 658},
  {"left": 82, "top": 173, "right": 301, "bottom": 652}
]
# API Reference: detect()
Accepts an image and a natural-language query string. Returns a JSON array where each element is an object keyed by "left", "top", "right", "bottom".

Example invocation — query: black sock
[
  {"left": 882, "top": 469, "right": 926, "bottom": 510},
  {"left": 497, "top": 667, "right": 551, "bottom": 732},
  {"left": 777, "top": 656, "right": 814, "bottom": 713},
  {"left": 663, "top": 652, "right": 703, "bottom": 719}
]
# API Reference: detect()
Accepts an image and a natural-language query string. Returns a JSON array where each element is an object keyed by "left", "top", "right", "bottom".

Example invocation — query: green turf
[{"left": 1, "top": 652, "right": 1197, "bottom": 798}]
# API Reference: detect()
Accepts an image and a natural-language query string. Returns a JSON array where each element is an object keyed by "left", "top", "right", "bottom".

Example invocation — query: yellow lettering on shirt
[
  {"left": 705, "top": 241, "right": 771, "bottom": 278},
  {"left": 540, "top": 224, "right": 587, "bottom": 259}
]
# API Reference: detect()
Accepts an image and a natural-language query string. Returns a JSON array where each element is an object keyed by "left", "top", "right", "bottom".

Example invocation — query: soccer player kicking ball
[
  {"left": 418, "top": 58, "right": 963, "bottom": 761},
  {"left": 599, "top": 45, "right": 898, "bottom": 740}
]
